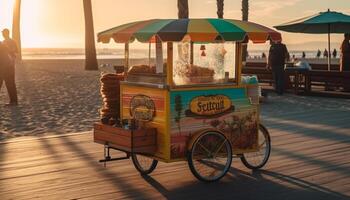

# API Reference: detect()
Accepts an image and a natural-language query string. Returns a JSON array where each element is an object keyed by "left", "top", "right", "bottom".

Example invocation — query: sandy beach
[{"left": 0, "top": 59, "right": 125, "bottom": 140}]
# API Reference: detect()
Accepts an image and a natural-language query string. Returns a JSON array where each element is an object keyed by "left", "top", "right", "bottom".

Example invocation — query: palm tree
[
  {"left": 12, "top": 0, "right": 22, "bottom": 61},
  {"left": 242, "top": 0, "right": 249, "bottom": 21},
  {"left": 242, "top": 0, "right": 249, "bottom": 62},
  {"left": 83, "top": 0, "right": 98, "bottom": 70},
  {"left": 177, "top": 0, "right": 189, "bottom": 19},
  {"left": 177, "top": 0, "right": 189, "bottom": 64},
  {"left": 217, "top": 0, "right": 224, "bottom": 19}
]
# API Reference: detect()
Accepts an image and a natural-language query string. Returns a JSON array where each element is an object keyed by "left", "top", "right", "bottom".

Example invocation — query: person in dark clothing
[
  {"left": 302, "top": 51, "right": 306, "bottom": 58},
  {"left": 341, "top": 33, "right": 350, "bottom": 91},
  {"left": 0, "top": 29, "right": 18, "bottom": 105},
  {"left": 267, "top": 40, "right": 289, "bottom": 95},
  {"left": 332, "top": 48, "right": 337, "bottom": 58},
  {"left": 316, "top": 49, "right": 321, "bottom": 58},
  {"left": 323, "top": 49, "right": 328, "bottom": 58},
  {"left": 341, "top": 33, "right": 350, "bottom": 72}
]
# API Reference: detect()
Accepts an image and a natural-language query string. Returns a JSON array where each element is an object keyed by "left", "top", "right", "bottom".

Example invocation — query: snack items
[
  {"left": 185, "top": 64, "right": 215, "bottom": 83},
  {"left": 99, "top": 73, "right": 124, "bottom": 125},
  {"left": 128, "top": 63, "right": 167, "bottom": 75}
]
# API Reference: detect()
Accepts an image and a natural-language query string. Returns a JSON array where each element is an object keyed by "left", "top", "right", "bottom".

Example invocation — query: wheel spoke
[
  {"left": 213, "top": 139, "right": 227, "bottom": 158},
  {"left": 241, "top": 125, "right": 271, "bottom": 170},
  {"left": 197, "top": 142, "right": 211, "bottom": 155},
  {"left": 189, "top": 132, "right": 232, "bottom": 182},
  {"left": 258, "top": 140, "right": 266, "bottom": 149}
]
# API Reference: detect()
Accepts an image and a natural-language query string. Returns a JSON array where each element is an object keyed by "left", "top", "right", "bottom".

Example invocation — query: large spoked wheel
[
  {"left": 188, "top": 131, "right": 232, "bottom": 182},
  {"left": 241, "top": 124, "right": 271, "bottom": 170},
  {"left": 131, "top": 153, "right": 158, "bottom": 175}
]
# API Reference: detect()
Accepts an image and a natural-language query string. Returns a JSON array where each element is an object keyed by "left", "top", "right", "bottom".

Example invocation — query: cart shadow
[{"left": 141, "top": 167, "right": 349, "bottom": 200}]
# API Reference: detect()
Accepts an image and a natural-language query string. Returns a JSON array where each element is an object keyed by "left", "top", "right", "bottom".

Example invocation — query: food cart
[{"left": 94, "top": 18, "right": 281, "bottom": 182}]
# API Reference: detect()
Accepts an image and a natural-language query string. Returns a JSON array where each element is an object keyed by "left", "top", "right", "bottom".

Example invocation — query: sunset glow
[{"left": 0, "top": 0, "right": 349, "bottom": 49}]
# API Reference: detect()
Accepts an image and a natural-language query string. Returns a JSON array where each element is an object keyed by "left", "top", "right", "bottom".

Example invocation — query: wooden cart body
[
  {"left": 93, "top": 18, "right": 279, "bottom": 181},
  {"left": 94, "top": 42, "right": 261, "bottom": 163}
]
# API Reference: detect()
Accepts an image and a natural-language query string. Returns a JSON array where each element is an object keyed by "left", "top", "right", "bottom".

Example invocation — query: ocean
[{"left": 21, "top": 48, "right": 339, "bottom": 60}]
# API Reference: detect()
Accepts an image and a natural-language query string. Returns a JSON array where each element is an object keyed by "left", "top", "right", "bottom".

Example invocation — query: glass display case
[
  {"left": 126, "top": 38, "right": 167, "bottom": 85},
  {"left": 124, "top": 36, "right": 238, "bottom": 88}
]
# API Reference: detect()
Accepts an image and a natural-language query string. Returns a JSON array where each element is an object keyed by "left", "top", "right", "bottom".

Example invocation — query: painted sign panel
[
  {"left": 170, "top": 87, "right": 258, "bottom": 159},
  {"left": 187, "top": 95, "right": 233, "bottom": 117},
  {"left": 121, "top": 85, "right": 169, "bottom": 160},
  {"left": 130, "top": 95, "right": 155, "bottom": 121}
]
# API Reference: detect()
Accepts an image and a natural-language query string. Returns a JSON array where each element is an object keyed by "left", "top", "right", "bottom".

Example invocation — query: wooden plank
[{"left": 1, "top": 94, "right": 350, "bottom": 199}]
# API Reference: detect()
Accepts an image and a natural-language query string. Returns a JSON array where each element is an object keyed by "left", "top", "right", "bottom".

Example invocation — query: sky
[{"left": 0, "top": 0, "right": 349, "bottom": 50}]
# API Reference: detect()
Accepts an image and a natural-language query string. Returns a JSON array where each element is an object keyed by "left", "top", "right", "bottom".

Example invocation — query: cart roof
[{"left": 98, "top": 18, "right": 281, "bottom": 44}]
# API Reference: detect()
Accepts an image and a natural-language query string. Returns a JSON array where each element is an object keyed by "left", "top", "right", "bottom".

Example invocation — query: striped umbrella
[{"left": 98, "top": 18, "right": 281, "bottom": 44}]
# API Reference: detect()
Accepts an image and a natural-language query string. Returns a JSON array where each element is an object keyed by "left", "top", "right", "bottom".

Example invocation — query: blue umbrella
[{"left": 275, "top": 9, "right": 350, "bottom": 70}]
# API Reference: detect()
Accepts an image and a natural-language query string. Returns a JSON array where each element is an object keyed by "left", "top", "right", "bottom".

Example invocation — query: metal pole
[
  {"left": 327, "top": 24, "right": 331, "bottom": 71},
  {"left": 124, "top": 43, "right": 129, "bottom": 78},
  {"left": 149, "top": 42, "right": 151, "bottom": 67},
  {"left": 190, "top": 42, "right": 194, "bottom": 65}
]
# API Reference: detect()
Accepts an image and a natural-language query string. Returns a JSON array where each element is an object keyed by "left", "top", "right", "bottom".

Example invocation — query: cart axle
[
  {"left": 100, "top": 144, "right": 131, "bottom": 167},
  {"left": 99, "top": 156, "right": 130, "bottom": 163}
]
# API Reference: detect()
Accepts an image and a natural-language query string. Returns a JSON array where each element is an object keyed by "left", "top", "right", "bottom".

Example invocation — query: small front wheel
[
  {"left": 241, "top": 124, "right": 271, "bottom": 170},
  {"left": 131, "top": 153, "right": 158, "bottom": 175},
  {"left": 188, "top": 131, "right": 232, "bottom": 182}
]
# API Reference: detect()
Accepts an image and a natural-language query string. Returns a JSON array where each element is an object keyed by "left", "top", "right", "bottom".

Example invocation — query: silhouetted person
[
  {"left": 268, "top": 40, "right": 289, "bottom": 95},
  {"left": 332, "top": 48, "right": 337, "bottom": 58},
  {"left": 262, "top": 52, "right": 266, "bottom": 59},
  {"left": 316, "top": 49, "right": 321, "bottom": 58},
  {"left": 1, "top": 29, "right": 18, "bottom": 105},
  {"left": 302, "top": 51, "right": 306, "bottom": 58},
  {"left": 323, "top": 48, "right": 328, "bottom": 58},
  {"left": 292, "top": 54, "right": 295, "bottom": 61},
  {"left": 340, "top": 33, "right": 350, "bottom": 72}
]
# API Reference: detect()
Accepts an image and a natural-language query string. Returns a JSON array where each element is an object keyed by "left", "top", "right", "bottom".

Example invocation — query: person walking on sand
[
  {"left": 0, "top": 29, "right": 18, "bottom": 105},
  {"left": 267, "top": 40, "right": 289, "bottom": 95}
]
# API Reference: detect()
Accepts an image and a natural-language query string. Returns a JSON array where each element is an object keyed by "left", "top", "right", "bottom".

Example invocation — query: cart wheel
[
  {"left": 241, "top": 124, "right": 271, "bottom": 170},
  {"left": 188, "top": 131, "right": 232, "bottom": 182},
  {"left": 131, "top": 153, "right": 158, "bottom": 175}
]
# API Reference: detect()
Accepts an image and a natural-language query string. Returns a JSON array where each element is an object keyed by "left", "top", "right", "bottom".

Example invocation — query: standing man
[
  {"left": 332, "top": 48, "right": 337, "bottom": 58},
  {"left": 267, "top": 40, "right": 289, "bottom": 95},
  {"left": 0, "top": 28, "right": 18, "bottom": 105},
  {"left": 323, "top": 49, "right": 328, "bottom": 58},
  {"left": 341, "top": 33, "right": 350, "bottom": 91},
  {"left": 316, "top": 49, "right": 321, "bottom": 58},
  {"left": 340, "top": 33, "right": 350, "bottom": 72}
]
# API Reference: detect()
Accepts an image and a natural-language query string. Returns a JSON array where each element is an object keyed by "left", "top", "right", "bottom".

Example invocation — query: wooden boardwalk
[{"left": 1, "top": 94, "right": 350, "bottom": 200}]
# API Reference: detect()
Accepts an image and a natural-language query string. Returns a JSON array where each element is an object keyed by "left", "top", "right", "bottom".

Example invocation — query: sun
[
  {"left": 20, "top": 0, "right": 46, "bottom": 47},
  {"left": 0, "top": 0, "right": 45, "bottom": 47},
  {"left": 0, "top": 0, "right": 15, "bottom": 31}
]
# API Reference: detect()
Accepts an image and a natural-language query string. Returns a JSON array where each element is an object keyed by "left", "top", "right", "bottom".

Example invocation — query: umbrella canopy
[
  {"left": 275, "top": 10, "right": 350, "bottom": 70},
  {"left": 98, "top": 18, "right": 281, "bottom": 44},
  {"left": 275, "top": 10, "right": 350, "bottom": 33}
]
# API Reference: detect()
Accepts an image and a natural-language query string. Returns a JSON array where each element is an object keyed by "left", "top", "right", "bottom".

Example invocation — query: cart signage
[
  {"left": 188, "top": 95, "right": 233, "bottom": 117},
  {"left": 130, "top": 95, "right": 155, "bottom": 121}
]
